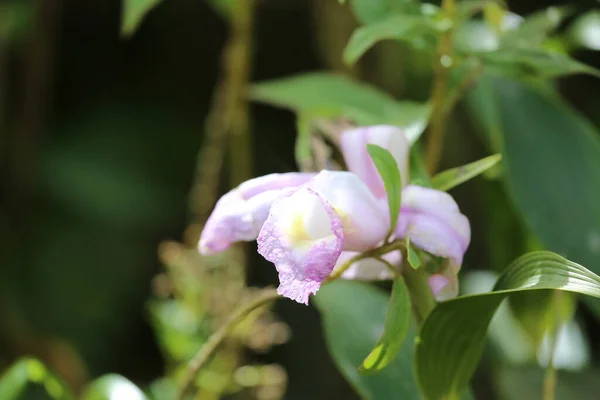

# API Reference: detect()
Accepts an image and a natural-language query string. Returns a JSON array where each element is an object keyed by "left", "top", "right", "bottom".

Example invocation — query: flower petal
[
  {"left": 341, "top": 125, "right": 410, "bottom": 198},
  {"left": 198, "top": 172, "right": 315, "bottom": 255},
  {"left": 396, "top": 185, "right": 470, "bottom": 267},
  {"left": 257, "top": 171, "right": 390, "bottom": 304},
  {"left": 309, "top": 171, "right": 390, "bottom": 250},
  {"left": 257, "top": 186, "right": 344, "bottom": 305},
  {"left": 333, "top": 251, "right": 401, "bottom": 281},
  {"left": 429, "top": 267, "right": 459, "bottom": 301}
]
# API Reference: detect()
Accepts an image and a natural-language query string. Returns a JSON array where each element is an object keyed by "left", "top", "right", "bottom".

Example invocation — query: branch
[{"left": 177, "top": 288, "right": 280, "bottom": 400}]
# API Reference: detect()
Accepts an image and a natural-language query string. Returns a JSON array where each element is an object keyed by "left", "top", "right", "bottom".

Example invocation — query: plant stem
[
  {"left": 177, "top": 288, "right": 280, "bottom": 400},
  {"left": 425, "top": 0, "right": 456, "bottom": 174},
  {"left": 188, "top": 0, "right": 255, "bottom": 233},
  {"left": 325, "top": 240, "right": 404, "bottom": 281},
  {"left": 402, "top": 263, "right": 436, "bottom": 325},
  {"left": 543, "top": 290, "right": 562, "bottom": 400}
]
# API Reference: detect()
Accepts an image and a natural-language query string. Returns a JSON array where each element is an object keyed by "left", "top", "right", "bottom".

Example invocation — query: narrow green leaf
[
  {"left": 343, "top": 15, "right": 437, "bottom": 65},
  {"left": 82, "top": 374, "right": 148, "bottom": 400},
  {"left": 405, "top": 237, "right": 422, "bottom": 269},
  {"left": 315, "top": 280, "right": 420, "bottom": 400},
  {"left": 0, "top": 358, "right": 75, "bottom": 400},
  {"left": 121, "top": 0, "right": 162, "bottom": 37},
  {"left": 359, "top": 277, "right": 411, "bottom": 374},
  {"left": 415, "top": 251, "right": 600, "bottom": 400},
  {"left": 431, "top": 153, "right": 502, "bottom": 191},
  {"left": 480, "top": 47, "right": 600, "bottom": 79},
  {"left": 250, "top": 73, "right": 431, "bottom": 136},
  {"left": 501, "top": 6, "right": 570, "bottom": 47},
  {"left": 366, "top": 144, "right": 402, "bottom": 233}
]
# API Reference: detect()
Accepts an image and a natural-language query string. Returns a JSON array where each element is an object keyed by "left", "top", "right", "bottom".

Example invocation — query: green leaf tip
[
  {"left": 405, "top": 236, "right": 422, "bottom": 270},
  {"left": 432, "top": 153, "right": 502, "bottom": 191},
  {"left": 366, "top": 144, "right": 402, "bottom": 234}
]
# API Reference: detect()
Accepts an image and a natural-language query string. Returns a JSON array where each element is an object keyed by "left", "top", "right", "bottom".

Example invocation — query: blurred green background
[{"left": 1, "top": 0, "right": 600, "bottom": 399}]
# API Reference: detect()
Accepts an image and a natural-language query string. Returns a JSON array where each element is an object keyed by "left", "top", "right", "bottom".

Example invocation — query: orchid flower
[{"left": 198, "top": 125, "right": 470, "bottom": 304}]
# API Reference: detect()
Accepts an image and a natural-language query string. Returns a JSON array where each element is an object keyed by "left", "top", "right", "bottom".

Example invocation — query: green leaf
[
  {"left": 467, "top": 76, "right": 600, "bottom": 311},
  {"left": 315, "top": 280, "right": 420, "bottom": 400},
  {"left": 359, "top": 277, "right": 411, "bottom": 374},
  {"left": 121, "top": 0, "right": 163, "bottom": 37},
  {"left": 431, "top": 153, "right": 502, "bottom": 191},
  {"left": 415, "top": 251, "right": 600, "bottom": 400},
  {"left": 349, "top": 0, "right": 419, "bottom": 25},
  {"left": 343, "top": 15, "right": 438, "bottom": 65},
  {"left": 480, "top": 47, "right": 600, "bottom": 79},
  {"left": 82, "top": 374, "right": 148, "bottom": 400},
  {"left": 250, "top": 73, "right": 431, "bottom": 141},
  {"left": 0, "top": 358, "right": 75, "bottom": 400},
  {"left": 495, "top": 366, "right": 600, "bottom": 400},
  {"left": 366, "top": 144, "right": 402, "bottom": 233},
  {"left": 405, "top": 237, "right": 422, "bottom": 269},
  {"left": 501, "top": 6, "right": 570, "bottom": 47}
]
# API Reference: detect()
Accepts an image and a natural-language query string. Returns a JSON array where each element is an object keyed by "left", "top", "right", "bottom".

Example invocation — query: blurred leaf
[
  {"left": 480, "top": 47, "right": 600, "bottom": 79},
  {"left": 149, "top": 300, "right": 206, "bottom": 362},
  {"left": 0, "top": 358, "right": 74, "bottom": 400},
  {"left": 495, "top": 366, "right": 600, "bottom": 400},
  {"left": 121, "top": 0, "right": 163, "bottom": 37},
  {"left": 359, "top": 277, "right": 410, "bottom": 374},
  {"left": 501, "top": 6, "right": 570, "bottom": 47},
  {"left": 408, "top": 144, "right": 432, "bottom": 187},
  {"left": 343, "top": 15, "right": 438, "bottom": 65},
  {"left": 483, "top": 2, "right": 506, "bottom": 33},
  {"left": 467, "top": 76, "right": 600, "bottom": 313},
  {"left": 250, "top": 73, "right": 431, "bottom": 138},
  {"left": 367, "top": 144, "right": 402, "bottom": 233},
  {"left": 349, "top": 0, "right": 419, "bottom": 25},
  {"left": 568, "top": 11, "right": 600, "bottom": 51},
  {"left": 148, "top": 378, "right": 177, "bottom": 400},
  {"left": 0, "top": 2, "right": 34, "bottom": 43},
  {"left": 82, "top": 374, "right": 147, "bottom": 400},
  {"left": 315, "top": 280, "right": 420, "bottom": 400},
  {"left": 415, "top": 251, "right": 600, "bottom": 400},
  {"left": 206, "top": 0, "right": 233, "bottom": 20},
  {"left": 431, "top": 153, "right": 502, "bottom": 191}
]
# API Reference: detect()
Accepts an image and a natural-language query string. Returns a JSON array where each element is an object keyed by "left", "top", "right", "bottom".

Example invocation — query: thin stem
[
  {"left": 325, "top": 240, "right": 404, "bottom": 282},
  {"left": 188, "top": 0, "right": 255, "bottom": 231},
  {"left": 402, "top": 262, "right": 436, "bottom": 325},
  {"left": 425, "top": 0, "right": 456, "bottom": 174},
  {"left": 177, "top": 288, "right": 280, "bottom": 400},
  {"left": 543, "top": 290, "right": 562, "bottom": 400},
  {"left": 226, "top": 0, "right": 254, "bottom": 186}
]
